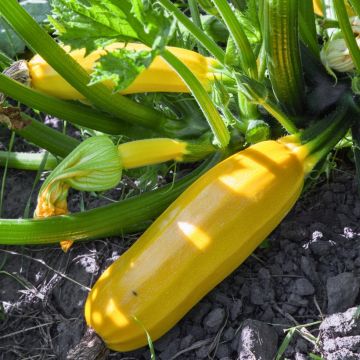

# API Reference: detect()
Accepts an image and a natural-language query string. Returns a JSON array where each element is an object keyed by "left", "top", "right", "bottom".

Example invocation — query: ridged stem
[
  {"left": 161, "top": 50, "right": 230, "bottom": 148},
  {"left": 0, "top": 0, "right": 175, "bottom": 131},
  {"left": 157, "top": 0, "right": 225, "bottom": 63},
  {"left": 334, "top": 0, "right": 360, "bottom": 72},
  {"left": 264, "top": 0, "right": 305, "bottom": 115},
  {"left": 236, "top": 75, "right": 298, "bottom": 134},
  {"left": 0, "top": 151, "right": 58, "bottom": 170},
  {"left": 212, "top": 0, "right": 258, "bottom": 79},
  {"left": 0, "top": 155, "right": 220, "bottom": 245},
  {"left": 299, "top": 1, "right": 320, "bottom": 58},
  {"left": 16, "top": 115, "right": 79, "bottom": 158},
  {"left": 0, "top": 73, "right": 154, "bottom": 138},
  {"left": 188, "top": 0, "right": 206, "bottom": 55}
]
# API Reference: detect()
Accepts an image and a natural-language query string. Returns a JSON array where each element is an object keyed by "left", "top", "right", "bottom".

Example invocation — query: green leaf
[
  {"left": 49, "top": 0, "right": 173, "bottom": 91},
  {"left": 50, "top": 0, "right": 138, "bottom": 53},
  {"left": 89, "top": 48, "right": 155, "bottom": 92},
  {"left": 0, "top": 0, "right": 51, "bottom": 57}
]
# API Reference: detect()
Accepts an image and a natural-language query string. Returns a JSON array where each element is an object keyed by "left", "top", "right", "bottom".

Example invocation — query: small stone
[
  {"left": 260, "top": 306, "right": 275, "bottom": 322},
  {"left": 191, "top": 302, "right": 212, "bottom": 323},
  {"left": 203, "top": 308, "right": 226, "bottom": 333},
  {"left": 310, "top": 240, "right": 333, "bottom": 256},
  {"left": 250, "top": 284, "right": 266, "bottom": 305},
  {"left": 300, "top": 256, "right": 319, "bottom": 284},
  {"left": 293, "top": 278, "right": 315, "bottom": 296},
  {"left": 288, "top": 293, "right": 308, "bottom": 307},
  {"left": 154, "top": 327, "right": 180, "bottom": 351},
  {"left": 216, "top": 343, "right": 231, "bottom": 358},
  {"left": 186, "top": 325, "right": 205, "bottom": 340},
  {"left": 159, "top": 339, "right": 180, "bottom": 360},
  {"left": 230, "top": 299, "right": 242, "bottom": 321},
  {"left": 258, "top": 268, "right": 271, "bottom": 280},
  {"left": 236, "top": 319, "right": 278, "bottom": 360},
  {"left": 213, "top": 292, "right": 233, "bottom": 307},
  {"left": 223, "top": 326, "right": 235, "bottom": 341},
  {"left": 326, "top": 272, "right": 360, "bottom": 314},
  {"left": 295, "top": 353, "right": 308, "bottom": 360},
  {"left": 195, "top": 344, "right": 209, "bottom": 359},
  {"left": 179, "top": 334, "right": 194, "bottom": 350},
  {"left": 282, "top": 303, "right": 298, "bottom": 314}
]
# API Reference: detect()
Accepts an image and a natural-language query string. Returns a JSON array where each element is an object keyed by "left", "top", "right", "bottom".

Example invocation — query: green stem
[
  {"left": 188, "top": 0, "right": 206, "bottom": 55},
  {"left": 334, "top": 0, "right": 360, "bottom": 72},
  {"left": 236, "top": 74, "right": 298, "bottom": 134},
  {"left": 299, "top": 1, "right": 320, "bottom": 58},
  {"left": 348, "top": 0, "right": 360, "bottom": 16},
  {"left": 302, "top": 94, "right": 354, "bottom": 157},
  {"left": 0, "top": 155, "right": 220, "bottom": 245},
  {"left": 0, "top": 0, "right": 175, "bottom": 132},
  {"left": 0, "top": 151, "right": 58, "bottom": 171},
  {"left": 212, "top": 0, "right": 258, "bottom": 79},
  {"left": 158, "top": 0, "right": 225, "bottom": 63},
  {"left": 16, "top": 114, "right": 80, "bottom": 158},
  {"left": 161, "top": 50, "right": 230, "bottom": 148},
  {"left": 0, "top": 73, "right": 154, "bottom": 138},
  {"left": 264, "top": 0, "right": 305, "bottom": 116}
]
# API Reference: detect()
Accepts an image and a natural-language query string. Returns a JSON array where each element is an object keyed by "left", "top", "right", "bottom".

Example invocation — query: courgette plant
[
  {"left": 0, "top": 0, "right": 359, "bottom": 245},
  {"left": 1, "top": 0, "right": 360, "bottom": 357}
]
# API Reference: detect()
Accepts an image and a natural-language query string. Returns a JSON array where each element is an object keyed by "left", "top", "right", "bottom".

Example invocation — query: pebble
[
  {"left": 288, "top": 293, "right": 309, "bottom": 307},
  {"left": 215, "top": 343, "right": 232, "bottom": 358},
  {"left": 230, "top": 299, "right": 243, "bottom": 321},
  {"left": 203, "top": 308, "right": 226, "bottom": 333},
  {"left": 223, "top": 326, "right": 235, "bottom": 341},
  {"left": 236, "top": 319, "right": 278, "bottom": 360},
  {"left": 326, "top": 272, "right": 360, "bottom": 314},
  {"left": 293, "top": 278, "right": 315, "bottom": 296},
  {"left": 154, "top": 327, "right": 180, "bottom": 352},
  {"left": 179, "top": 334, "right": 194, "bottom": 350}
]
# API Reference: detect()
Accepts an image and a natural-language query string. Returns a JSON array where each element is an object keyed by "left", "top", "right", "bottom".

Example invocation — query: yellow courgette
[
  {"left": 85, "top": 138, "right": 313, "bottom": 351},
  {"left": 27, "top": 43, "right": 219, "bottom": 99}
]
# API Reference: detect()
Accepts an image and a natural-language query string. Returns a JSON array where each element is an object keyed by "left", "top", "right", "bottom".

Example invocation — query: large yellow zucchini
[
  {"left": 28, "top": 43, "right": 218, "bottom": 99},
  {"left": 85, "top": 139, "right": 311, "bottom": 352}
]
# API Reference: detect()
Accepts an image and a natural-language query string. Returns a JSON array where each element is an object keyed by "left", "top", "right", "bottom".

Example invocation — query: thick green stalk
[
  {"left": 0, "top": 0, "right": 176, "bottom": 131},
  {"left": 264, "top": 0, "right": 305, "bottom": 116},
  {"left": 0, "top": 155, "right": 219, "bottom": 245},
  {"left": 161, "top": 50, "right": 230, "bottom": 148},
  {"left": 334, "top": 0, "right": 360, "bottom": 72},
  {"left": 16, "top": 115, "right": 79, "bottom": 158},
  {"left": 299, "top": 1, "right": 319, "bottom": 58},
  {"left": 212, "top": 0, "right": 258, "bottom": 79},
  {"left": 188, "top": 0, "right": 206, "bottom": 55},
  {"left": 158, "top": 0, "right": 225, "bottom": 63},
  {"left": 0, "top": 74, "right": 154, "bottom": 138},
  {"left": 0, "top": 151, "right": 58, "bottom": 171},
  {"left": 236, "top": 74, "right": 298, "bottom": 134},
  {"left": 303, "top": 95, "right": 354, "bottom": 163}
]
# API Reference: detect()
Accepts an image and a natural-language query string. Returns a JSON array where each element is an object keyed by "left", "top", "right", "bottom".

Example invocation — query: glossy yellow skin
[
  {"left": 28, "top": 43, "right": 217, "bottom": 99},
  {"left": 85, "top": 140, "right": 310, "bottom": 352},
  {"left": 118, "top": 138, "right": 187, "bottom": 169}
]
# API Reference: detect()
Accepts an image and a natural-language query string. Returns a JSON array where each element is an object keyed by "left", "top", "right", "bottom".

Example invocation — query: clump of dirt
[{"left": 1, "top": 125, "right": 360, "bottom": 359}]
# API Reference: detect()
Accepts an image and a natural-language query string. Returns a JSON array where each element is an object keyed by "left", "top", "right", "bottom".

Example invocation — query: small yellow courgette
[
  {"left": 27, "top": 43, "right": 218, "bottom": 99},
  {"left": 85, "top": 138, "right": 312, "bottom": 352}
]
